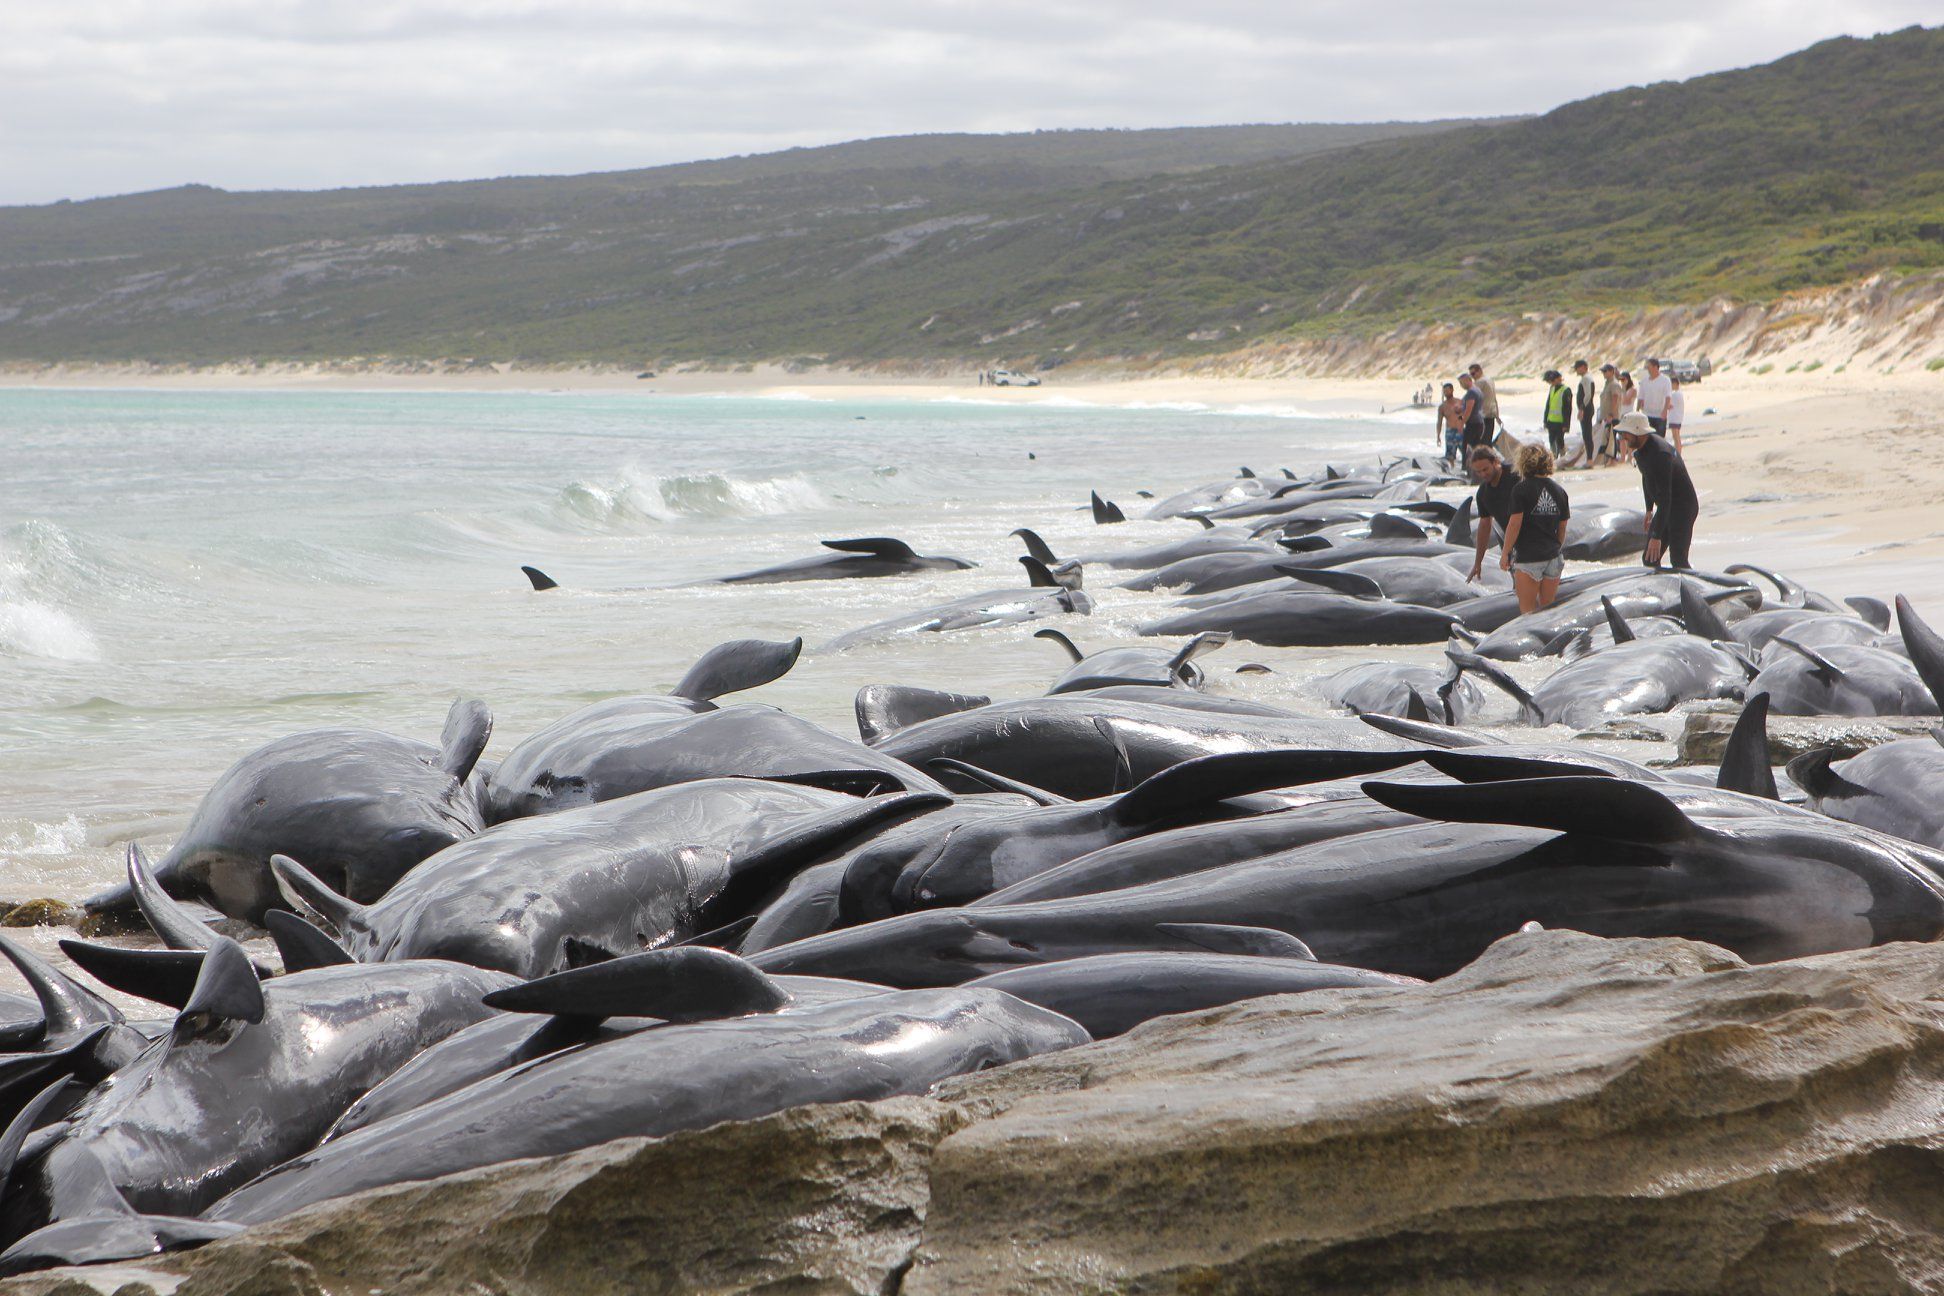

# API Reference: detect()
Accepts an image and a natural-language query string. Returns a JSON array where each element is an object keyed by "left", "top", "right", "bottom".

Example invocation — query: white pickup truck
[{"left": 989, "top": 368, "right": 1041, "bottom": 388}]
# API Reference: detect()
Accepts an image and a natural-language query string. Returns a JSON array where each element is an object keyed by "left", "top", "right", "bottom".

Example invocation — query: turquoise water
[{"left": 0, "top": 387, "right": 1424, "bottom": 898}]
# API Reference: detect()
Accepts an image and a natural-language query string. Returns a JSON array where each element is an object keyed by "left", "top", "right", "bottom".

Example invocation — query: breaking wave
[{"left": 551, "top": 467, "right": 835, "bottom": 531}]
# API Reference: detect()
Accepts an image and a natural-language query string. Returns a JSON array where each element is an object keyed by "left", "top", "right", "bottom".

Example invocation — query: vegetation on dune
[{"left": 0, "top": 27, "right": 1940, "bottom": 367}]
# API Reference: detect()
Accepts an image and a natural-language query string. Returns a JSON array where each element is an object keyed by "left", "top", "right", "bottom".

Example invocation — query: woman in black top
[{"left": 1499, "top": 442, "right": 1571, "bottom": 613}]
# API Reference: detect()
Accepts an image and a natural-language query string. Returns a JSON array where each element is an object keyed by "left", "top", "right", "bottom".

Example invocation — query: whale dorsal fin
[
  {"left": 1272, "top": 566, "right": 1384, "bottom": 600},
  {"left": 1157, "top": 923, "right": 1313, "bottom": 959},
  {"left": 1366, "top": 514, "right": 1428, "bottom": 540},
  {"left": 264, "top": 909, "right": 356, "bottom": 971},
  {"left": 1444, "top": 496, "right": 1475, "bottom": 547},
  {"left": 1402, "top": 688, "right": 1432, "bottom": 722},
  {"left": 1240, "top": 466, "right": 1258, "bottom": 479},
  {"left": 1677, "top": 580, "right": 1734, "bottom": 642},
  {"left": 521, "top": 565, "right": 559, "bottom": 591},
  {"left": 484, "top": 946, "right": 791, "bottom": 1024},
  {"left": 1896, "top": 596, "right": 1944, "bottom": 714},
  {"left": 1846, "top": 596, "right": 1892, "bottom": 631},
  {"left": 0, "top": 1079, "right": 68, "bottom": 1203},
  {"left": 822, "top": 537, "right": 920, "bottom": 561},
  {"left": 1111, "top": 748, "right": 1420, "bottom": 826},
  {"left": 1010, "top": 528, "right": 1058, "bottom": 565},
  {"left": 1362, "top": 776, "right": 1696, "bottom": 843},
  {"left": 1717, "top": 693, "right": 1780, "bottom": 800},
  {"left": 672, "top": 637, "right": 803, "bottom": 702},
  {"left": 1188, "top": 514, "right": 1215, "bottom": 530},
  {"left": 58, "top": 941, "right": 210, "bottom": 1010},
  {"left": 1033, "top": 628, "right": 1085, "bottom": 664},
  {"left": 0, "top": 931, "right": 122, "bottom": 1039},
  {"left": 439, "top": 697, "right": 492, "bottom": 783},
  {"left": 1020, "top": 556, "right": 1058, "bottom": 588},
  {"left": 126, "top": 843, "right": 219, "bottom": 951},
  {"left": 1601, "top": 596, "right": 1636, "bottom": 644},
  {"left": 172, "top": 938, "right": 265, "bottom": 1044}
]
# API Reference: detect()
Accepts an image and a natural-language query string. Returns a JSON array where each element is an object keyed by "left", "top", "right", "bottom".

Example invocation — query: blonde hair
[{"left": 1516, "top": 443, "right": 1555, "bottom": 478}]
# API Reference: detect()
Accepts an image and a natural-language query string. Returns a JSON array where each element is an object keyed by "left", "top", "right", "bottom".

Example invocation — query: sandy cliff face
[
  {"left": 16, "top": 927, "right": 1944, "bottom": 1296},
  {"left": 1165, "top": 272, "right": 1944, "bottom": 381}
]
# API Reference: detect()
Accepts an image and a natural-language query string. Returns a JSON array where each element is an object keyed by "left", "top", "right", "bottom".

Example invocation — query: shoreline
[{"left": 8, "top": 361, "right": 1941, "bottom": 603}]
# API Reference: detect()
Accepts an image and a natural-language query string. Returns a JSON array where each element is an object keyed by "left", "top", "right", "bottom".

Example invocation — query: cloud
[{"left": 0, "top": 1, "right": 1934, "bottom": 204}]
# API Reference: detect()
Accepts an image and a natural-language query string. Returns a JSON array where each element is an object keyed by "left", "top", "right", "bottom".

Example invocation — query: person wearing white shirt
[
  {"left": 1666, "top": 377, "right": 1687, "bottom": 454},
  {"left": 1636, "top": 358, "right": 1674, "bottom": 435}
]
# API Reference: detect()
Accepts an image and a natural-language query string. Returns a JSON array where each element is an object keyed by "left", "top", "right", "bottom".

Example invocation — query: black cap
[{"left": 1543, "top": 369, "right": 1561, "bottom": 381}]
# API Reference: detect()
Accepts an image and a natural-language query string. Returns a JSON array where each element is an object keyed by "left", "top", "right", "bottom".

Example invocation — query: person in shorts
[
  {"left": 1666, "top": 375, "right": 1686, "bottom": 454},
  {"left": 1500, "top": 442, "right": 1571, "bottom": 613},
  {"left": 1436, "top": 382, "right": 1465, "bottom": 466}
]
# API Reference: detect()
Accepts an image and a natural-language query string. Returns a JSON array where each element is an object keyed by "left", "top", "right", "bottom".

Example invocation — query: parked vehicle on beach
[
  {"left": 1656, "top": 358, "right": 1709, "bottom": 383},
  {"left": 990, "top": 369, "right": 1041, "bottom": 387}
]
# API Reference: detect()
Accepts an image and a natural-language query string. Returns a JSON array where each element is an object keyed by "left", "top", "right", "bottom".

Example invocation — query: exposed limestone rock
[
  {"left": 1679, "top": 702, "right": 1938, "bottom": 764},
  {"left": 16, "top": 931, "right": 1944, "bottom": 1295}
]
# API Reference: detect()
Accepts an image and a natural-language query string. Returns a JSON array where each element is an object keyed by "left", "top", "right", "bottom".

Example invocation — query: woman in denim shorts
[{"left": 1498, "top": 442, "right": 1571, "bottom": 613}]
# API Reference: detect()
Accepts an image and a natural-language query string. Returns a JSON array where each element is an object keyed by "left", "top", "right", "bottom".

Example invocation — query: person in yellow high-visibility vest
[{"left": 1541, "top": 369, "right": 1573, "bottom": 458}]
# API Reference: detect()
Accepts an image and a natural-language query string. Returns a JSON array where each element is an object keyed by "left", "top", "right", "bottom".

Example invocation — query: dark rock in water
[
  {"left": 24, "top": 930, "right": 1944, "bottom": 1294},
  {"left": 1678, "top": 703, "right": 1938, "bottom": 764},
  {"left": 0, "top": 900, "right": 79, "bottom": 929}
]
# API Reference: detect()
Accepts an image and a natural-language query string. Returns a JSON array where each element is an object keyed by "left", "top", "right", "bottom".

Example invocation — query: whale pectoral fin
[
  {"left": 1772, "top": 636, "right": 1843, "bottom": 685},
  {"left": 1010, "top": 528, "right": 1059, "bottom": 565},
  {"left": 482, "top": 946, "right": 791, "bottom": 1025},
  {"left": 1033, "top": 628, "right": 1085, "bottom": 664},
  {"left": 1362, "top": 776, "right": 1696, "bottom": 843},
  {"left": 1446, "top": 649, "right": 1545, "bottom": 726},
  {"left": 1420, "top": 750, "right": 1618, "bottom": 784},
  {"left": 674, "top": 914, "right": 759, "bottom": 952},
  {"left": 269, "top": 855, "right": 369, "bottom": 945},
  {"left": 1717, "top": 693, "right": 1780, "bottom": 801},
  {"left": 821, "top": 537, "right": 919, "bottom": 561},
  {"left": 520, "top": 565, "right": 559, "bottom": 591},
  {"left": 925, "top": 758, "right": 1069, "bottom": 805},
  {"left": 1896, "top": 596, "right": 1944, "bottom": 714},
  {"left": 1601, "top": 596, "right": 1637, "bottom": 644},
  {"left": 1168, "top": 631, "right": 1231, "bottom": 680},
  {"left": 263, "top": 909, "right": 355, "bottom": 972},
  {"left": 1158, "top": 923, "right": 1315, "bottom": 960},
  {"left": 1112, "top": 748, "right": 1423, "bottom": 827},
  {"left": 671, "top": 636, "right": 804, "bottom": 702},
  {"left": 1188, "top": 514, "right": 1216, "bottom": 531},
  {"left": 1275, "top": 534, "right": 1333, "bottom": 553},
  {"left": 438, "top": 697, "right": 493, "bottom": 784},
  {"left": 170, "top": 939, "right": 264, "bottom": 1045},
  {"left": 57, "top": 942, "right": 221, "bottom": 1009}
]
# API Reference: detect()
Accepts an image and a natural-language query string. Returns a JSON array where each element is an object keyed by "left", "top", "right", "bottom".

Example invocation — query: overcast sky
[{"left": 1, "top": 1, "right": 1935, "bottom": 206}]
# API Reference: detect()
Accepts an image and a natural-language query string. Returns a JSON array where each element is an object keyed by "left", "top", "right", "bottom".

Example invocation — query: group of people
[
  {"left": 1437, "top": 358, "right": 1688, "bottom": 471},
  {"left": 1463, "top": 405, "right": 1699, "bottom": 615}
]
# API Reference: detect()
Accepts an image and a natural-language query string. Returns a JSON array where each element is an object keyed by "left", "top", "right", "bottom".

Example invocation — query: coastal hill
[{"left": 1, "top": 25, "right": 1939, "bottom": 368}]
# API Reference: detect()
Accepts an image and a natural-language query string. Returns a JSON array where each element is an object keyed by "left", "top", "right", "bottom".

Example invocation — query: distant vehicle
[
  {"left": 990, "top": 369, "right": 1041, "bottom": 387},
  {"left": 1653, "top": 358, "right": 1709, "bottom": 383}
]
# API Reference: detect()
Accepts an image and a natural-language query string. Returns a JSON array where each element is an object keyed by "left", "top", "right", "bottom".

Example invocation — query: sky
[{"left": 1, "top": 1, "right": 1937, "bottom": 206}]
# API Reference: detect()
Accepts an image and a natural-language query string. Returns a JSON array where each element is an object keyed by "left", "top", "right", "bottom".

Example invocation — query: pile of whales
[{"left": 7, "top": 456, "right": 1944, "bottom": 1275}]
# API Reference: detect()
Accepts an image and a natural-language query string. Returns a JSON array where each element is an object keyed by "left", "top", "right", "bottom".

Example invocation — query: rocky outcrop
[
  {"left": 1679, "top": 702, "right": 1941, "bottom": 764},
  {"left": 16, "top": 929, "right": 1944, "bottom": 1294}
]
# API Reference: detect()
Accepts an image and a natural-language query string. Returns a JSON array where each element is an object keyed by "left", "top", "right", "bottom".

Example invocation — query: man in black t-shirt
[
  {"left": 1616, "top": 411, "right": 1700, "bottom": 569},
  {"left": 1466, "top": 446, "right": 1521, "bottom": 583}
]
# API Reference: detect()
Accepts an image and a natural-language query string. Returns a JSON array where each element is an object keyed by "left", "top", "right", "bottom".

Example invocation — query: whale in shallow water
[{"left": 85, "top": 698, "right": 493, "bottom": 925}]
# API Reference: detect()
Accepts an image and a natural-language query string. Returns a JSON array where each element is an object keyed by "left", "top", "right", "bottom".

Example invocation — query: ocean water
[{"left": 1, "top": 386, "right": 1435, "bottom": 902}]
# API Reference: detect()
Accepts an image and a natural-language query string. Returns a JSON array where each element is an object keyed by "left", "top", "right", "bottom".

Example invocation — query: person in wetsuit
[{"left": 1615, "top": 411, "right": 1699, "bottom": 569}]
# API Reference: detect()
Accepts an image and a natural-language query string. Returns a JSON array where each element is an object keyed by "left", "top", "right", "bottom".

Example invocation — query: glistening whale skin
[
  {"left": 273, "top": 780, "right": 950, "bottom": 977},
  {"left": 752, "top": 775, "right": 1944, "bottom": 987},
  {"left": 700, "top": 537, "right": 976, "bottom": 584},
  {"left": 205, "top": 986, "right": 1087, "bottom": 1228},
  {"left": 1138, "top": 588, "right": 1461, "bottom": 648},
  {"left": 84, "top": 698, "right": 492, "bottom": 925}
]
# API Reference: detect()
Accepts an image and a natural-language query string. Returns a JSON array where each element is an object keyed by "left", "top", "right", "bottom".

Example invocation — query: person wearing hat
[
  {"left": 1597, "top": 363, "right": 1623, "bottom": 464},
  {"left": 1573, "top": 360, "right": 1597, "bottom": 465},
  {"left": 1615, "top": 411, "right": 1699, "bottom": 569},
  {"left": 1541, "top": 369, "right": 1572, "bottom": 459}
]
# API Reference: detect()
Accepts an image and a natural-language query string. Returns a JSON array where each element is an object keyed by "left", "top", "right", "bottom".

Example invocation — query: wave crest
[{"left": 553, "top": 467, "right": 831, "bottom": 530}]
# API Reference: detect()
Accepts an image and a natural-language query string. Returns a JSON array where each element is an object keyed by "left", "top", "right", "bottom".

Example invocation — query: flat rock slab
[
  {"left": 16, "top": 931, "right": 1944, "bottom": 1294},
  {"left": 1680, "top": 703, "right": 1939, "bottom": 764}
]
